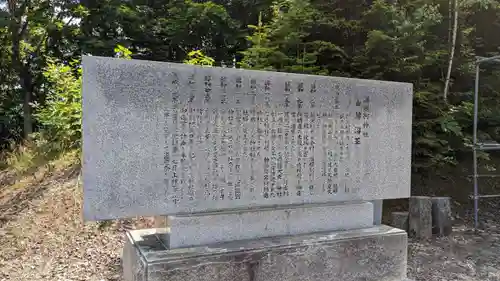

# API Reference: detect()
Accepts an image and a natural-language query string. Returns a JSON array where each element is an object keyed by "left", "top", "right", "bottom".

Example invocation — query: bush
[
  {"left": 33, "top": 58, "right": 82, "bottom": 153},
  {"left": 183, "top": 50, "right": 215, "bottom": 66}
]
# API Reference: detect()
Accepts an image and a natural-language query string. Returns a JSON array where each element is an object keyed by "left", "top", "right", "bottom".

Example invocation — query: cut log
[
  {"left": 409, "top": 196, "right": 432, "bottom": 239},
  {"left": 431, "top": 197, "right": 452, "bottom": 236},
  {"left": 391, "top": 211, "right": 409, "bottom": 231}
]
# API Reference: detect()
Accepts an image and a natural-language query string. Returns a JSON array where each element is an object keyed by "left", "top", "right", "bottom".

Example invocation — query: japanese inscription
[
  {"left": 162, "top": 71, "right": 374, "bottom": 206},
  {"left": 82, "top": 56, "right": 412, "bottom": 220}
]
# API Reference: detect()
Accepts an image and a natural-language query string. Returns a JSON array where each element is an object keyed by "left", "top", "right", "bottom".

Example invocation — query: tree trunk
[
  {"left": 8, "top": 0, "right": 33, "bottom": 139},
  {"left": 444, "top": 0, "right": 458, "bottom": 102},
  {"left": 448, "top": 0, "right": 452, "bottom": 46},
  {"left": 21, "top": 70, "right": 33, "bottom": 138}
]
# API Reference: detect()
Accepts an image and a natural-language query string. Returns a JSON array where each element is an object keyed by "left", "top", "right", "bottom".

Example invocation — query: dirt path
[
  {"left": 1, "top": 172, "right": 500, "bottom": 281},
  {"left": 408, "top": 224, "right": 500, "bottom": 281}
]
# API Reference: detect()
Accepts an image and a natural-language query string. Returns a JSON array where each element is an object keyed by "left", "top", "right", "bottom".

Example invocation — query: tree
[
  {"left": 239, "top": 12, "right": 283, "bottom": 70},
  {"left": 1, "top": 0, "right": 84, "bottom": 138},
  {"left": 241, "top": 0, "right": 345, "bottom": 75},
  {"left": 80, "top": 0, "right": 240, "bottom": 64},
  {"left": 0, "top": 15, "right": 21, "bottom": 146},
  {"left": 443, "top": 0, "right": 458, "bottom": 102}
]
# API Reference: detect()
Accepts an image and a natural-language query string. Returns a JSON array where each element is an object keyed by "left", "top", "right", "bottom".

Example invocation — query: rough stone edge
[{"left": 123, "top": 230, "right": 150, "bottom": 281}]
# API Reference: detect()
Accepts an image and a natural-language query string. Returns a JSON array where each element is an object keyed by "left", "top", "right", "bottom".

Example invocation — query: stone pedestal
[{"left": 122, "top": 225, "right": 410, "bottom": 281}]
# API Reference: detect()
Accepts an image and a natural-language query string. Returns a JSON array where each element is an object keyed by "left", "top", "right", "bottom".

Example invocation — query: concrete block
[
  {"left": 166, "top": 202, "right": 373, "bottom": 248},
  {"left": 431, "top": 197, "right": 452, "bottom": 236},
  {"left": 391, "top": 211, "right": 409, "bottom": 231},
  {"left": 122, "top": 225, "right": 409, "bottom": 281},
  {"left": 409, "top": 196, "right": 432, "bottom": 239}
]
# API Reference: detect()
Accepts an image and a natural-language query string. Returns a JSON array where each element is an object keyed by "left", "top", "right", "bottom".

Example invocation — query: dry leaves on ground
[{"left": 2, "top": 169, "right": 500, "bottom": 281}]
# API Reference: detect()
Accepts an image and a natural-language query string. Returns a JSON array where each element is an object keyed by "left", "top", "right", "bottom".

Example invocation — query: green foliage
[
  {"left": 0, "top": 89, "right": 23, "bottom": 148},
  {"left": 240, "top": 0, "right": 329, "bottom": 74},
  {"left": 238, "top": 0, "right": 500, "bottom": 175},
  {"left": 239, "top": 12, "right": 280, "bottom": 70},
  {"left": 81, "top": 0, "right": 239, "bottom": 63},
  {"left": 33, "top": 58, "right": 82, "bottom": 152},
  {"left": 114, "top": 44, "right": 132, "bottom": 59},
  {"left": 353, "top": 0, "right": 444, "bottom": 82},
  {"left": 183, "top": 50, "right": 215, "bottom": 66},
  {"left": 412, "top": 90, "right": 462, "bottom": 170}
]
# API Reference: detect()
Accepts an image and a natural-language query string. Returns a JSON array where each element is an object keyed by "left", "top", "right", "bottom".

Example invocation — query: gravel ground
[
  {"left": 1, "top": 170, "right": 500, "bottom": 281},
  {"left": 408, "top": 224, "right": 500, "bottom": 281}
]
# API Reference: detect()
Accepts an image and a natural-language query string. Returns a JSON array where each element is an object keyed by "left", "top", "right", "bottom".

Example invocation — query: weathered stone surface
[
  {"left": 123, "top": 229, "right": 150, "bottom": 281},
  {"left": 431, "top": 197, "right": 452, "bottom": 236},
  {"left": 82, "top": 56, "right": 413, "bottom": 221},
  {"left": 122, "top": 225, "right": 409, "bottom": 281},
  {"left": 373, "top": 199, "right": 383, "bottom": 225},
  {"left": 391, "top": 211, "right": 409, "bottom": 231},
  {"left": 166, "top": 202, "right": 373, "bottom": 248},
  {"left": 409, "top": 196, "right": 432, "bottom": 239}
]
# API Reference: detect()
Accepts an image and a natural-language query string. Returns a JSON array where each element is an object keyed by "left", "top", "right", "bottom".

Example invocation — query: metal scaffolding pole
[
  {"left": 472, "top": 55, "right": 500, "bottom": 230},
  {"left": 473, "top": 63, "right": 479, "bottom": 229}
]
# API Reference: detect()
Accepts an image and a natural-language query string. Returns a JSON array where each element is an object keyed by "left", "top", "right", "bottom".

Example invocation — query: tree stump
[
  {"left": 409, "top": 196, "right": 432, "bottom": 239},
  {"left": 391, "top": 211, "right": 409, "bottom": 231},
  {"left": 431, "top": 197, "right": 452, "bottom": 236}
]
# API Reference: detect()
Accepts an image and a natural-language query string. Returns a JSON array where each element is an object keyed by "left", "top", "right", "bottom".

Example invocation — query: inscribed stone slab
[{"left": 82, "top": 56, "right": 413, "bottom": 220}]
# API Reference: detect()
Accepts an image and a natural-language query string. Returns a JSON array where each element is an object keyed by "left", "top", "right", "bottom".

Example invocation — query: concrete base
[
  {"left": 167, "top": 202, "right": 373, "bottom": 248},
  {"left": 123, "top": 225, "right": 409, "bottom": 281}
]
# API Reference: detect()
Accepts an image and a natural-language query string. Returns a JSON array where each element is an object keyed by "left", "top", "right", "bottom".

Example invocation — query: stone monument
[{"left": 82, "top": 56, "right": 413, "bottom": 281}]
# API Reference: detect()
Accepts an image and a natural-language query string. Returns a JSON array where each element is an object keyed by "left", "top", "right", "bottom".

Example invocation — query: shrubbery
[
  {"left": 33, "top": 58, "right": 82, "bottom": 153},
  {"left": 1, "top": 46, "right": 216, "bottom": 174},
  {"left": 1, "top": 59, "right": 82, "bottom": 173}
]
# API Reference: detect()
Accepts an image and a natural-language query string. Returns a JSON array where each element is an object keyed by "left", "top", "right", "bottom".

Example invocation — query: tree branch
[
  {"left": 7, "top": 0, "right": 16, "bottom": 14},
  {"left": 7, "top": 0, "right": 31, "bottom": 38},
  {"left": 19, "top": 18, "right": 28, "bottom": 37},
  {"left": 26, "top": 12, "right": 75, "bottom": 67}
]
